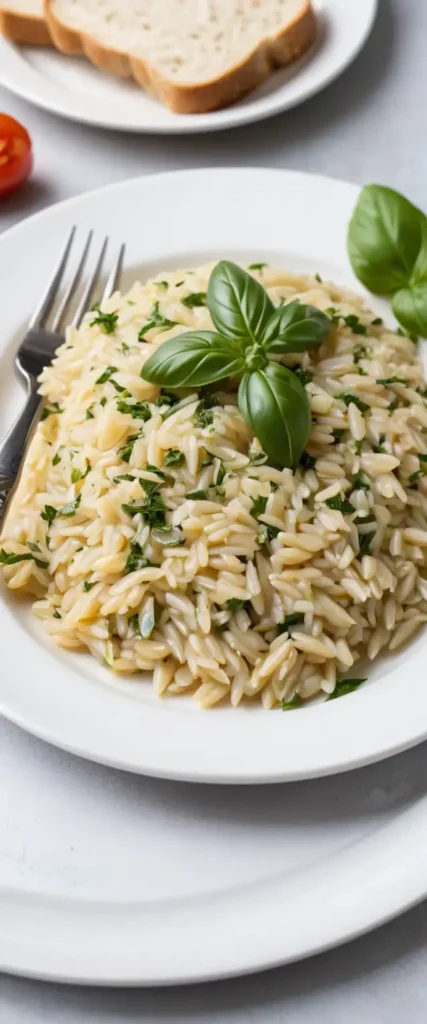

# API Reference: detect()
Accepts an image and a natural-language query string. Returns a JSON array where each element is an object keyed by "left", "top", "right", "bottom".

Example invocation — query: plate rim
[
  {"left": 0, "top": 790, "right": 426, "bottom": 985},
  {"left": 1, "top": 165, "right": 427, "bottom": 787},
  {"left": 0, "top": 0, "right": 378, "bottom": 134}
]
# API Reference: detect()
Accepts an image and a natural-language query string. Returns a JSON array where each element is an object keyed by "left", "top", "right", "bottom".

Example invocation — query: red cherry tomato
[{"left": 0, "top": 113, "right": 33, "bottom": 198}]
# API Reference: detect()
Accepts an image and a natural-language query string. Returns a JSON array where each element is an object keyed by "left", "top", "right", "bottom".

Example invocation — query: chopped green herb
[
  {"left": 328, "top": 678, "right": 367, "bottom": 701},
  {"left": 99, "top": 397, "right": 107, "bottom": 408},
  {"left": 110, "top": 380, "right": 129, "bottom": 395},
  {"left": 82, "top": 581, "right": 95, "bottom": 592},
  {"left": 371, "top": 317, "right": 383, "bottom": 326},
  {"left": 248, "top": 263, "right": 267, "bottom": 271},
  {"left": 226, "top": 598, "right": 247, "bottom": 612},
  {"left": 41, "top": 505, "right": 57, "bottom": 524},
  {"left": 292, "top": 367, "right": 313, "bottom": 386},
  {"left": 249, "top": 448, "right": 268, "bottom": 465},
  {"left": 164, "top": 448, "right": 185, "bottom": 468},
  {"left": 352, "top": 471, "right": 371, "bottom": 490},
  {"left": 325, "top": 496, "right": 355, "bottom": 513},
  {"left": 336, "top": 392, "right": 370, "bottom": 413},
  {"left": 250, "top": 495, "right": 268, "bottom": 519},
  {"left": 157, "top": 281, "right": 169, "bottom": 290},
  {"left": 343, "top": 314, "right": 367, "bottom": 335},
  {"left": 194, "top": 394, "right": 221, "bottom": 428},
  {"left": 0, "top": 548, "right": 47, "bottom": 569},
  {"left": 353, "top": 343, "right": 368, "bottom": 363},
  {"left": 41, "top": 403, "right": 61, "bottom": 421},
  {"left": 52, "top": 452, "right": 61, "bottom": 466},
  {"left": 124, "top": 541, "right": 151, "bottom": 575},
  {"left": 257, "top": 524, "right": 280, "bottom": 543},
  {"left": 187, "top": 489, "right": 208, "bottom": 500},
  {"left": 53, "top": 610, "right": 61, "bottom": 619},
  {"left": 181, "top": 292, "right": 207, "bottom": 308},
  {"left": 129, "top": 614, "right": 140, "bottom": 633},
  {"left": 332, "top": 428, "right": 346, "bottom": 441},
  {"left": 85, "top": 406, "right": 95, "bottom": 420},
  {"left": 359, "top": 531, "right": 374, "bottom": 556},
  {"left": 116, "top": 400, "right": 152, "bottom": 421},
  {"left": 122, "top": 490, "right": 170, "bottom": 530},
  {"left": 113, "top": 474, "right": 135, "bottom": 483},
  {"left": 95, "top": 365, "right": 118, "bottom": 385},
  {"left": 155, "top": 392, "right": 179, "bottom": 409},
  {"left": 90, "top": 307, "right": 119, "bottom": 335},
  {"left": 281, "top": 693, "right": 303, "bottom": 711},
  {"left": 71, "top": 463, "right": 90, "bottom": 485},
  {"left": 27, "top": 542, "right": 41, "bottom": 553},
  {"left": 58, "top": 495, "right": 81, "bottom": 517},
  {"left": 122, "top": 342, "right": 130, "bottom": 354},
  {"left": 201, "top": 452, "right": 215, "bottom": 467},
  {"left": 216, "top": 462, "right": 226, "bottom": 485},
  {"left": 377, "top": 377, "right": 407, "bottom": 385},
  {"left": 409, "top": 470, "right": 423, "bottom": 486},
  {"left": 118, "top": 434, "right": 140, "bottom": 463},
  {"left": 389, "top": 396, "right": 401, "bottom": 412},
  {"left": 278, "top": 612, "right": 305, "bottom": 633},
  {"left": 138, "top": 301, "right": 177, "bottom": 339},
  {"left": 0, "top": 549, "right": 33, "bottom": 566},
  {"left": 299, "top": 451, "right": 316, "bottom": 470},
  {"left": 314, "top": 272, "right": 322, "bottom": 283}
]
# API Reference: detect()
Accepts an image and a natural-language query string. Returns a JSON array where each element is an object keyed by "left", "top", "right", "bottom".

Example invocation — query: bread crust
[
  {"left": 0, "top": 6, "right": 51, "bottom": 44},
  {"left": 44, "top": 0, "right": 317, "bottom": 114}
]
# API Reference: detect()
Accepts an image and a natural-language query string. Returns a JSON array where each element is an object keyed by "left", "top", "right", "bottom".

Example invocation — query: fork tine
[
  {"left": 102, "top": 243, "right": 125, "bottom": 302},
  {"left": 28, "top": 226, "right": 76, "bottom": 330},
  {"left": 50, "top": 230, "right": 93, "bottom": 333},
  {"left": 72, "top": 236, "right": 108, "bottom": 329}
]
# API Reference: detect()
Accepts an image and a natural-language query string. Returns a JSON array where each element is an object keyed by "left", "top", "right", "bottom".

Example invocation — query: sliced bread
[
  {"left": 45, "top": 0, "right": 317, "bottom": 114},
  {"left": 0, "top": 0, "right": 51, "bottom": 43}
]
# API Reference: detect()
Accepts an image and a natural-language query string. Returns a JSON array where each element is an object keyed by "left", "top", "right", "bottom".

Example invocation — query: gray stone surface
[{"left": 2, "top": 0, "right": 427, "bottom": 1019}]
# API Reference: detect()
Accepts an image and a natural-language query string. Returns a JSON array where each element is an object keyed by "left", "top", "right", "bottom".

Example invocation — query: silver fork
[{"left": 0, "top": 228, "right": 125, "bottom": 524}]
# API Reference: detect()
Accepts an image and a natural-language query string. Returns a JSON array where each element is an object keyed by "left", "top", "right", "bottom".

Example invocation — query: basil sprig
[
  {"left": 141, "top": 261, "right": 331, "bottom": 467},
  {"left": 348, "top": 184, "right": 427, "bottom": 337}
]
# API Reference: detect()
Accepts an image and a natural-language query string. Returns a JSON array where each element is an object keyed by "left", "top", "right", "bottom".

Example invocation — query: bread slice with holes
[
  {"left": 0, "top": 1, "right": 51, "bottom": 43},
  {"left": 44, "top": 0, "right": 317, "bottom": 114}
]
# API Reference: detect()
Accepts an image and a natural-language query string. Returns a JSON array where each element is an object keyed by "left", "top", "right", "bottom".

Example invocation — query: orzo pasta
[{"left": 2, "top": 263, "right": 427, "bottom": 708}]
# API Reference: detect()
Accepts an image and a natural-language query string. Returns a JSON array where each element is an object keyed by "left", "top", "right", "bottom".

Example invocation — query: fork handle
[{"left": 0, "top": 387, "right": 41, "bottom": 523}]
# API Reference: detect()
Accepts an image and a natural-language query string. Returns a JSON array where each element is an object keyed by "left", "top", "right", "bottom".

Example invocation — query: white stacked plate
[
  {"left": 1, "top": 167, "right": 426, "bottom": 985},
  {"left": 0, "top": 1, "right": 377, "bottom": 133}
]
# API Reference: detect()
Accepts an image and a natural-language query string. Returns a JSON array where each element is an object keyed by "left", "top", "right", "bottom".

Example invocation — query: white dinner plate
[
  {"left": 1, "top": 166, "right": 427, "bottom": 784},
  {"left": 0, "top": 0, "right": 377, "bottom": 134},
  {"left": 1, "top": 718, "right": 427, "bottom": 985}
]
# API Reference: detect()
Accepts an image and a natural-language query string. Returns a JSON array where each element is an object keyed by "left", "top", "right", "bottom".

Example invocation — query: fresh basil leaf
[
  {"left": 140, "top": 331, "right": 244, "bottom": 387},
  {"left": 348, "top": 184, "right": 427, "bottom": 294},
  {"left": 238, "top": 363, "right": 311, "bottom": 469},
  {"left": 207, "top": 260, "right": 274, "bottom": 345},
  {"left": 392, "top": 285, "right": 427, "bottom": 337},
  {"left": 260, "top": 300, "right": 331, "bottom": 352}
]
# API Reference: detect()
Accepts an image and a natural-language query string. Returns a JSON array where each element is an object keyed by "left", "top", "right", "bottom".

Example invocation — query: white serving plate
[
  {"left": 0, "top": 1, "right": 377, "bottom": 134},
  {"left": 1, "top": 716, "right": 427, "bottom": 985},
  {"left": 1, "top": 167, "right": 426, "bottom": 784}
]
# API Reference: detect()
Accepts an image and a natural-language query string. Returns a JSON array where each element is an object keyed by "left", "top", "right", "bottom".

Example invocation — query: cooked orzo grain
[{"left": 2, "top": 263, "right": 427, "bottom": 708}]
